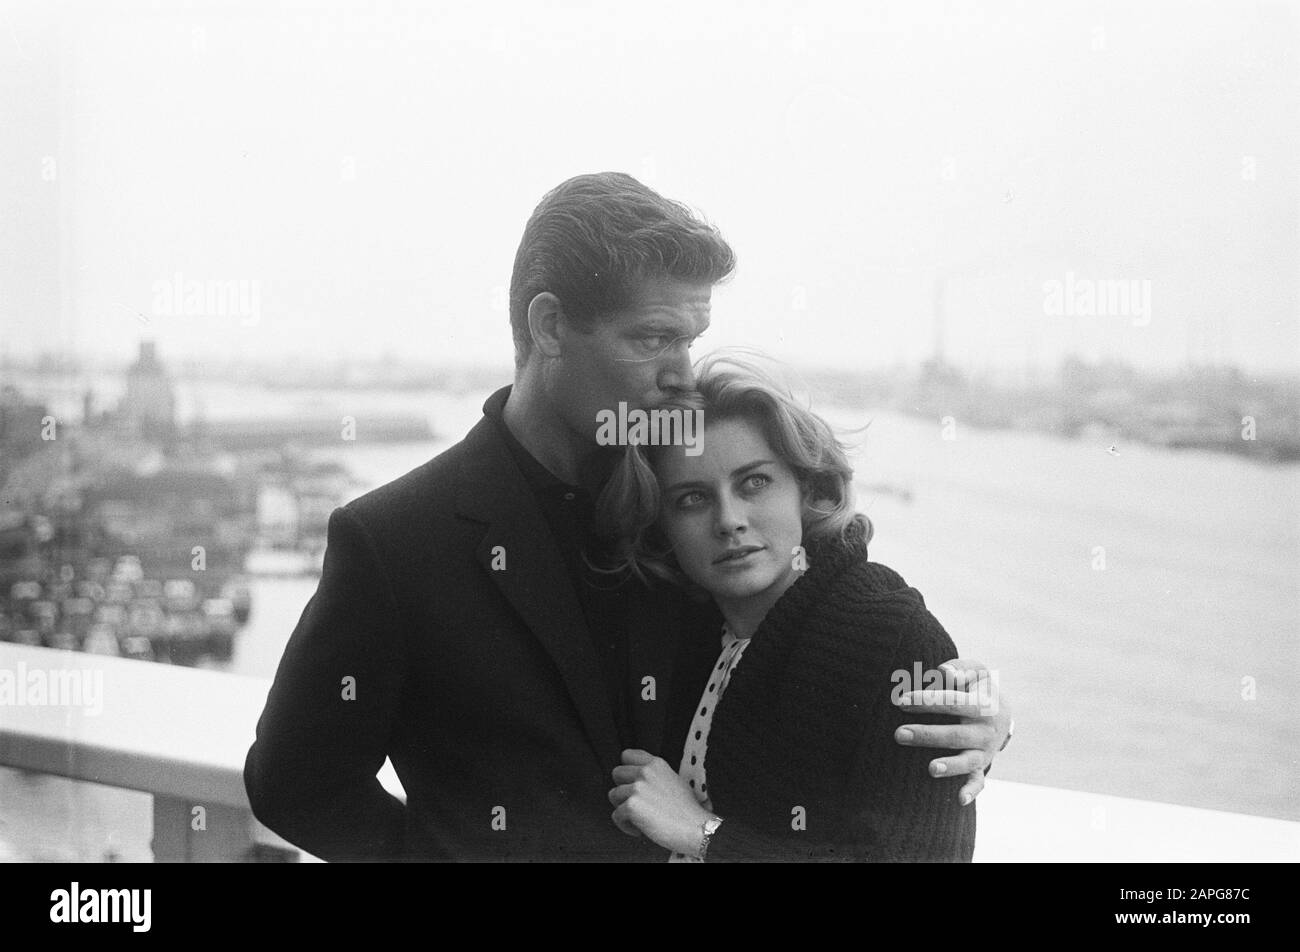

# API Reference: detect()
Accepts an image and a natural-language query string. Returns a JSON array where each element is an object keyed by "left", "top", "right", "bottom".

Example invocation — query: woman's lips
[{"left": 713, "top": 545, "right": 764, "bottom": 565}]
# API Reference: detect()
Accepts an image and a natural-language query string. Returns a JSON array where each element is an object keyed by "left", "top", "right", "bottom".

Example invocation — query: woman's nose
[{"left": 714, "top": 493, "right": 747, "bottom": 537}]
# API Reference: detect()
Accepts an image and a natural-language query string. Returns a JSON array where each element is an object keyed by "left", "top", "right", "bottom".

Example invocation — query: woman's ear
[
  {"left": 798, "top": 478, "right": 842, "bottom": 535},
  {"left": 798, "top": 478, "right": 818, "bottom": 528}
]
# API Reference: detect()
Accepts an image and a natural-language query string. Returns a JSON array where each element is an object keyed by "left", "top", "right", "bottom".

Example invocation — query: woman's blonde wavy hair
[{"left": 593, "top": 349, "right": 872, "bottom": 588}]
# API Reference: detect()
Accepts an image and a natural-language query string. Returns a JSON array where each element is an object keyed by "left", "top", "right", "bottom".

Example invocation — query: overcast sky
[{"left": 1, "top": 0, "right": 1297, "bottom": 373}]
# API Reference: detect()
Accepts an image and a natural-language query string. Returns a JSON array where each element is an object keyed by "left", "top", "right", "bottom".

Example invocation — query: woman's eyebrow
[
  {"left": 663, "top": 460, "right": 776, "bottom": 494},
  {"left": 731, "top": 460, "right": 776, "bottom": 477},
  {"left": 662, "top": 477, "right": 707, "bottom": 494}
]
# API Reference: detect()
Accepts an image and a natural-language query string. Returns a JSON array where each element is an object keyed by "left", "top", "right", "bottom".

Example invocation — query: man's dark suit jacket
[{"left": 244, "top": 387, "right": 719, "bottom": 861}]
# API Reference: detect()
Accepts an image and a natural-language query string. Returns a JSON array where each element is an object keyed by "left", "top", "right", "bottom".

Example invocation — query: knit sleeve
[
  {"left": 703, "top": 815, "right": 833, "bottom": 862},
  {"left": 705, "top": 596, "right": 976, "bottom": 863},
  {"left": 839, "top": 599, "right": 976, "bottom": 862}
]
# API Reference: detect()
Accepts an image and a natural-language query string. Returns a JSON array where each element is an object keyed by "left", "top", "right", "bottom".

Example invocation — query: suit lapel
[
  {"left": 624, "top": 575, "right": 725, "bottom": 764},
  {"left": 624, "top": 581, "right": 682, "bottom": 756},
  {"left": 455, "top": 410, "right": 623, "bottom": 771},
  {"left": 663, "top": 596, "right": 725, "bottom": 768}
]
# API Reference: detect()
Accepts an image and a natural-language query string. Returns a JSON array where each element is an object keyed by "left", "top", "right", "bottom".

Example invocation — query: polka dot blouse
[{"left": 669, "top": 624, "right": 751, "bottom": 863}]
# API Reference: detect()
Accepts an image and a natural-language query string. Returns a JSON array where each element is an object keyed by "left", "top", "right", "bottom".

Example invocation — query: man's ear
[{"left": 526, "top": 292, "right": 564, "bottom": 359}]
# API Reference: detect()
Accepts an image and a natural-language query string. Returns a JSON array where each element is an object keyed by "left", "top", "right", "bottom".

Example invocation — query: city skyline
[{"left": 1, "top": 0, "right": 1296, "bottom": 374}]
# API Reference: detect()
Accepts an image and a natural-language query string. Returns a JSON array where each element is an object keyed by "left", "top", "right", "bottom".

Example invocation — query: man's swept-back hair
[
  {"left": 594, "top": 350, "right": 872, "bottom": 588},
  {"left": 508, "top": 172, "right": 736, "bottom": 366}
]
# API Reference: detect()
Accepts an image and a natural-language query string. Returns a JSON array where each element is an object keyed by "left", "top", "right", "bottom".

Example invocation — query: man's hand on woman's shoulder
[{"left": 893, "top": 657, "right": 1013, "bottom": 806}]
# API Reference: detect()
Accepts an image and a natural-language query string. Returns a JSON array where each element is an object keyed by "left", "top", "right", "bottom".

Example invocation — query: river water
[
  {"left": 225, "top": 388, "right": 1300, "bottom": 820},
  {"left": 3, "top": 382, "right": 1297, "bottom": 860}
]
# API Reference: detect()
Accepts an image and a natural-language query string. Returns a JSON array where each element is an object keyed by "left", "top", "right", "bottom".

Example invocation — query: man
[{"left": 244, "top": 172, "right": 1011, "bottom": 861}]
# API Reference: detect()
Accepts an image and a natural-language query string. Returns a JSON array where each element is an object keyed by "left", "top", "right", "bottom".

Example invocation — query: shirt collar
[{"left": 482, "top": 385, "right": 622, "bottom": 499}]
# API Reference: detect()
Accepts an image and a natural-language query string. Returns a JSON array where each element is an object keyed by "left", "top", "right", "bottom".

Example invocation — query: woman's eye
[
  {"left": 675, "top": 490, "right": 706, "bottom": 509},
  {"left": 742, "top": 473, "right": 772, "bottom": 492}
]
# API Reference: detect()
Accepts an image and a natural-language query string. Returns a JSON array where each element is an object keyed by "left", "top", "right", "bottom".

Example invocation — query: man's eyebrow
[
  {"left": 627, "top": 300, "right": 711, "bottom": 317},
  {"left": 629, "top": 316, "right": 711, "bottom": 336},
  {"left": 663, "top": 460, "right": 776, "bottom": 494}
]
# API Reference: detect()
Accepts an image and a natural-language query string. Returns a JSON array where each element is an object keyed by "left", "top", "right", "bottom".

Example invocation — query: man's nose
[{"left": 655, "top": 345, "right": 696, "bottom": 393}]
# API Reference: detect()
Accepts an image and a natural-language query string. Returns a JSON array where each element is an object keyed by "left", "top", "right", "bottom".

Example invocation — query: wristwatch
[{"left": 697, "top": 816, "right": 724, "bottom": 861}]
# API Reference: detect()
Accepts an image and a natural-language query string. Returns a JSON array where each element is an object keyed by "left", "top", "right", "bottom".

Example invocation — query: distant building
[
  {"left": 84, "top": 466, "right": 254, "bottom": 579},
  {"left": 0, "top": 385, "right": 49, "bottom": 469},
  {"left": 119, "top": 341, "right": 176, "bottom": 440}
]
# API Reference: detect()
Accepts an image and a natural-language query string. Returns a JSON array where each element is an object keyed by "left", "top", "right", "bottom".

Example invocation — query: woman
[{"left": 597, "top": 352, "right": 976, "bottom": 862}]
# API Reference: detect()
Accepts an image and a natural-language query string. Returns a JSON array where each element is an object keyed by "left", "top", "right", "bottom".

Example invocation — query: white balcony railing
[{"left": 2, "top": 642, "right": 1297, "bottom": 862}]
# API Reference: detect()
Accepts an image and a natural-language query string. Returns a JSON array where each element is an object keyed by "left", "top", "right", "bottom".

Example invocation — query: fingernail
[
  {"left": 960, "top": 793, "right": 972, "bottom": 806},
  {"left": 897, "top": 728, "right": 913, "bottom": 743},
  {"left": 933, "top": 763, "right": 947, "bottom": 776}
]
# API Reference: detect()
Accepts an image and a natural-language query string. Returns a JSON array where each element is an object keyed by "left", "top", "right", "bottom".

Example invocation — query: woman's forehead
[{"left": 655, "top": 417, "right": 779, "bottom": 478}]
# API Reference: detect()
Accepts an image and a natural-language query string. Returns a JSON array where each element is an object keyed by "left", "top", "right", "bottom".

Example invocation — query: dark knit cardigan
[{"left": 700, "top": 528, "right": 977, "bottom": 862}]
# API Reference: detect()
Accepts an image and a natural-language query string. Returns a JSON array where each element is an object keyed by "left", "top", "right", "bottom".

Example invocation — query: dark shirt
[{"left": 484, "top": 389, "right": 635, "bottom": 749}]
